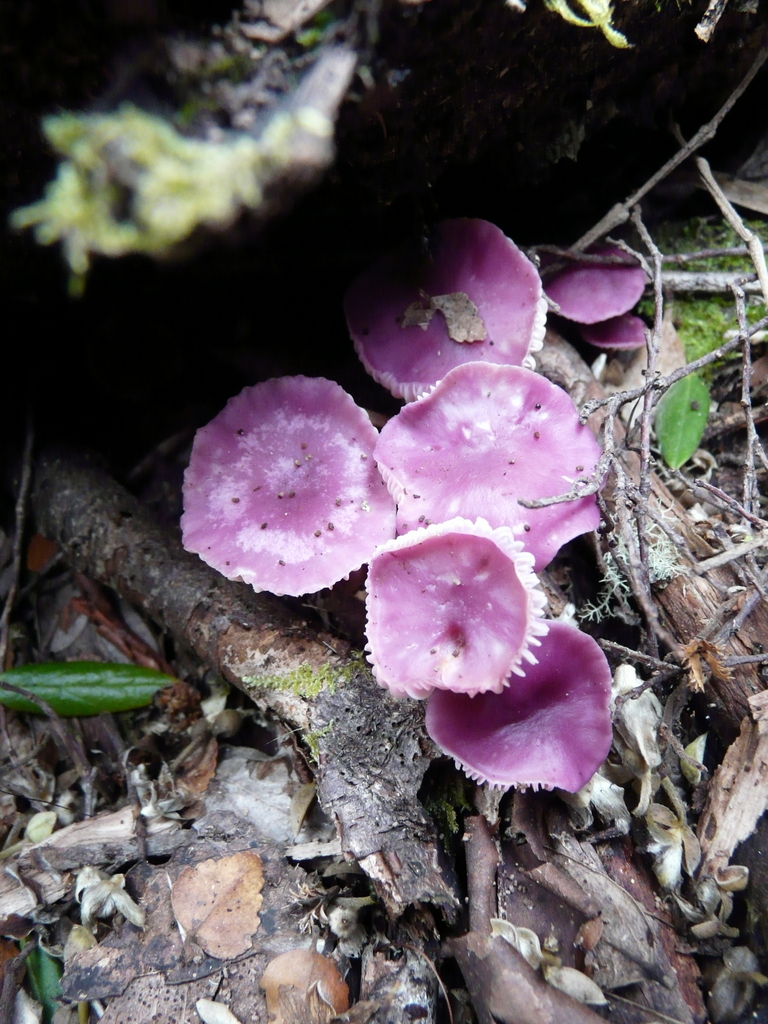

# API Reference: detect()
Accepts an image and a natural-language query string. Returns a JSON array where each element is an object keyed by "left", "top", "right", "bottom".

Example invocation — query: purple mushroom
[
  {"left": 181, "top": 376, "right": 396, "bottom": 597},
  {"left": 365, "top": 517, "right": 548, "bottom": 700},
  {"left": 344, "top": 218, "right": 548, "bottom": 401},
  {"left": 425, "top": 621, "right": 613, "bottom": 792},
  {"left": 579, "top": 312, "right": 647, "bottom": 350},
  {"left": 374, "top": 361, "right": 602, "bottom": 571},
  {"left": 544, "top": 247, "right": 648, "bottom": 350}
]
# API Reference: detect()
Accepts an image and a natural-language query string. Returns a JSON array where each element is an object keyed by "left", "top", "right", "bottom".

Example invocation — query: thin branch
[
  {"left": 0, "top": 418, "right": 33, "bottom": 671},
  {"left": 722, "top": 652, "right": 768, "bottom": 666},
  {"left": 597, "top": 638, "right": 681, "bottom": 674},
  {"left": 695, "top": 0, "right": 730, "bottom": 42},
  {"left": 660, "top": 270, "right": 762, "bottom": 294},
  {"left": 662, "top": 245, "right": 749, "bottom": 264},
  {"left": 733, "top": 285, "right": 765, "bottom": 513},
  {"left": 696, "top": 156, "right": 768, "bottom": 304},
  {"left": 685, "top": 477, "right": 768, "bottom": 529},
  {"left": 579, "top": 309, "right": 768, "bottom": 424},
  {"left": 0, "top": 679, "right": 90, "bottom": 781},
  {"left": 572, "top": 45, "right": 768, "bottom": 252},
  {"left": 695, "top": 534, "right": 768, "bottom": 574},
  {"left": 464, "top": 815, "right": 498, "bottom": 935}
]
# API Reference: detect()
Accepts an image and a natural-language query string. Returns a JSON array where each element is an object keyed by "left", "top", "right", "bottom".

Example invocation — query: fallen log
[{"left": 31, "top": 452, "right": 459, "bottom": 916}]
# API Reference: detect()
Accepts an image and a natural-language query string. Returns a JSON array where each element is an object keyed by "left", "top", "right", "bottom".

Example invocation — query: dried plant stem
[
  {"left": 684, "top": 476, "right": 768, "bottom": 530},
  {"left": 662, "top": 245, "right": 749, "bottom": 264},
  {"left": 572, "top": 45, "right": 768, "bottom": 252},
  {"left": 0, "top": 679, "right": 91, "bottom": 783},
  {"left": 630, "top": 209, "right": 662, "bottom": 510},
  {"left": 733, "top": 285, "right": 767, "bottom": 512},
  {"left": 573, "top": 308, "right": 768, "bottom": 430},
  {"left": 0, "top": 418, "right": 33, "bottom": 671},
  {"left": 695, "top": 0, "right": 729, "bottom": 43},
  {"left": 597, "top": 638, "right": 680, "bottom": 674},
  {"left": 660, "top": 270, "right": 762, "bottom": 294},
  {"left": 697, "top": 157, "right": 768, "bottom": 304}
]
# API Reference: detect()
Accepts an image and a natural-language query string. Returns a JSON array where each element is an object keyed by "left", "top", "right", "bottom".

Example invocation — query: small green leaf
[
  {"left": 0, "top": 662, "right": 173, "bottom": 716},
  {"left": 24, "top": 944, "right": 62, "bottom": 1024},
  {"left": 655, "top": 374, "right": 710, "bottom": 470}
]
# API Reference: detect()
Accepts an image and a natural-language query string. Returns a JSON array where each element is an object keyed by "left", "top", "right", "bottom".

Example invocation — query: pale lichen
[{"left": 580, "top": 519, "right": 683, "bottom": 624}]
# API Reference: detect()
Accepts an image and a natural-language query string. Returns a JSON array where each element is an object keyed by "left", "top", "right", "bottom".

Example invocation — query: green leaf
[
  {"left": 24, "top": 945, "right": 62, "bottom": 1024},
  {"left": 0, "top": 662, "right": 173, "bottom": 717},
  {"left": 655, "top": 374, "right": 710, "bottom": 470}
]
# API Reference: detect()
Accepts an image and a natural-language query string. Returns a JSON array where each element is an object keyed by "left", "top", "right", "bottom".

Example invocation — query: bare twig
[
  {"left": 696, "top": 156, "right": 768, "bottom": 303},
  {"left": 695, "top": 534, "right": 768, "bottom": 574},
  {"left": 722, "top": 652, "right": 768, "bottom": 666},
  {"left": 464, "top": 815, "right": 498, "bottom": 935},
  {"left": 597, "top": 639, "right": 681, "bottom": 674},
  {"left": 695, "top": 0, "right": 730, "bottom": 42},
  {"left": 0, "top": 942, "right": 35, "bottom": 1024},
  {"left": 608, "top": 991, "right": 692, "bottom": 1024},
  {"left": 660, "top": 270, "right": 762, "bottom": 294},
  {"left": 662, "top": 245, "right": 749, "bottom": 264},
  {"left": 572, "top": 45, "right": 768, "bottom": 252},
  {"left": 0, "top": 419, "right": 33, "bottom": 671},
  {"left": 631, "top": 209, "right": 662, "bottom": 513},
  {"left": 0, "top": 679, "right": 90, "bottom": 783},
  {"left": 685, "top": 476, "right": 768, "bottom": 529},
  {"left": 579, "top": 308, "right": 768, "bottom": 424}
]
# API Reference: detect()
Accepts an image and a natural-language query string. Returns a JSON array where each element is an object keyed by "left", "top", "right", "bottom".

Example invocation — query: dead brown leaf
[
  {"left": 430, "top": 292, "right": 486, "bottom": 342},
  {"left": 398, "top": 291, "right": 486, "bottom": 342},
  {"left": 26, "top": 533, "right": 58, "bottom": 573},
  {"left": 260, "top": 949, "right": 349, "bottom": 1024},
  {"left": 175, "top": 736, "right": 219, "bottom": 806},
  {"left": 171, "top": 850, "right": 264, "bottom": 959},
  {"left": 683, "top": 639, "right": 733, "bottom": 692}
]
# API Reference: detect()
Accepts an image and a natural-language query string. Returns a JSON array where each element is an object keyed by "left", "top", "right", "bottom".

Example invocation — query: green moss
[
  {"left": 543, "top": 0, "right": 631, "bottom": 46},
  {"left": 305, "top": 721, "right": 333, "bottom": 762},
  {"left": 653, "top": 215, "right": 768, "bottom": 271},
  {"left": 638, "top": 217, "right": 767, "bottom": 365},
  {"left": 10, "top": 102, "right": 333, "bottom": 288},
  {"left": 242, "top": 660, "right": 357, "bottom": 700},
  {"left": 423, "top": 772, "right": 474, "bottom": 843},
  {"left": 296, "top": 9, "right": 335, "bottom": 48}
]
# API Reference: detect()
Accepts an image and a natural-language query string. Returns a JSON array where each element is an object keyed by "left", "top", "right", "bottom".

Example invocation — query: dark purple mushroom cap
[
  {"left": 425, "top": 621, "right": 613, "bottom": 792},
  {"left": 579, "top": 313, "right": 647, "bottom": 350},
  {"left": 544, "top": 248, "right": 647, "bottom": 324},
  {"left": 344, "top": 219, "right": 547, "bottom": 401},
  {"left": 365, "top": 518, "right": 548, "bottom": 699},
  {"left": 181, "top": 376, "right": 396, "bottom": 597},
  {"left": 374, "top": 362, "right": 602, "bottom": 571}
]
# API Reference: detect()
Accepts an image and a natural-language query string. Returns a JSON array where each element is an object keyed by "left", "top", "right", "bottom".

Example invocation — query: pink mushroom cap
[
  {"left": 374, "top": 362, "right": 602, "bottom": 571},
  {"left": 344, "top": 218, "right": 547, "bottom": 401},
  {"left": 425, "top": 621, "right": 613, "bottom": 792},
  {"left": 579, "top": 313, "right": 647, "bottom": 350},
  {"left": 365, "top": 518, "right": 548, "bottom": 700},
  {"left": 544, "top": 247, "right": 647, "bottom": 324},
  {"left": 181, "top": 376, "right": 396, "bottom": 597}
]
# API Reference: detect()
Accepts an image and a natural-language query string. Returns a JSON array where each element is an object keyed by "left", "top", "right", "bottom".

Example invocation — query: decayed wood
[
  {"left": 31, "top": 453, "right": 459, "bottom": 916},
  {"left": 0, "top": 808, "right": 184, "bottom": 922},
  {"left": 697, "top": 689, "right": 768, "bottom": 878},
  {"left": 537, "top": 334, "right": 768, "bottom": 731}
]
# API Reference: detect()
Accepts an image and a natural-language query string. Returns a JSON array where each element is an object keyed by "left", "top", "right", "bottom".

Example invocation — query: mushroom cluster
[
  {"left": 543, "top": 246, "right": 648, "bottom": 351},
  {"left": 182, "top": 218, "right": 614, "bottom": 792}
]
